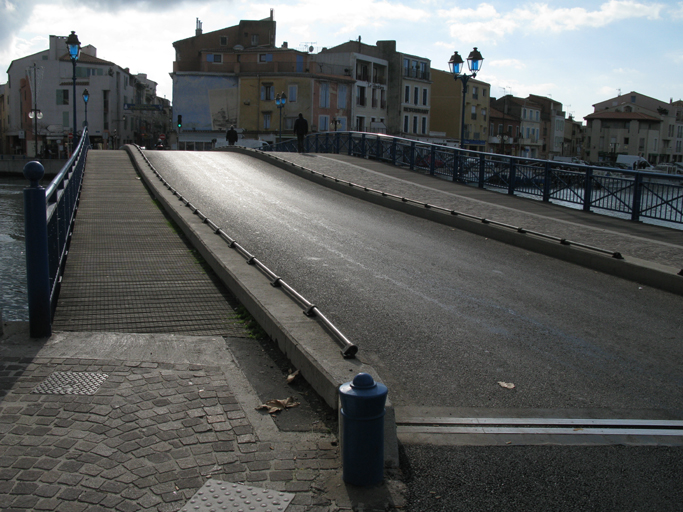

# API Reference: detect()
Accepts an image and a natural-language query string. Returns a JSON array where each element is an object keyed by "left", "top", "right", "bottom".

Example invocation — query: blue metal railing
[
  {"left": 267, "top": 132, "right": 683, "bottom": 226},
  {"left": 23, "top": 129, "right": 90, "bottom": 337}
]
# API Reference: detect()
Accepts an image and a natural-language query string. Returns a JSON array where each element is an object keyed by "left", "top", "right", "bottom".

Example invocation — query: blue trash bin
[{"left": 339, "top": 373, "right": 388, "bottom": 486}]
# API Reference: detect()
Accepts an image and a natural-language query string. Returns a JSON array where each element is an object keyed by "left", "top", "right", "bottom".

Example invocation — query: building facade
[
  {"left": 313, "top": 43, "right": 389, "bottom": 133},
  {"left": 585, "top": 91, "right": 683, "bottom": 164},
  {"left": 172, "top": 14, "right": 353, "bottom": 149},
  {"left": 528, "top": 95, "right": 565, "bottom": 160},
  {"left": 488, "top": 105, "right": 521, "bottom": 155},
  {"left": 490, "top": 95, "right": 543, "bottom": 158},
  {"left": 430, "top": 69, "right": 490, "bottom": 150},
  {"left": 3, "top": 34, "right": 169, "bottom": 155}
]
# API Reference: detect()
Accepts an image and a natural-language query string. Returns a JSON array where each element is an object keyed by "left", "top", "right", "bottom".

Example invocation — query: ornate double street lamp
[
  {"left": 448, "top": 47, "right": 484, "bottom": 149},
  {"left": 275, "top": 92, "right": 286, "bottom": 143},
  {"left": 82, "top": 89, "right": 89, "bottom": 127},
  {"left": 66, "top": 31, "right": 81, "bottom": 141}
]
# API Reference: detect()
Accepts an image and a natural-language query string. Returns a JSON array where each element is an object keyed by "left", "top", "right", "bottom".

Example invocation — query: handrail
[
  {"left": 267, "top": 132, "right": 683, "bottom": 226},
  {"left": 23, "top": 129, "right": 90, "bottom": 337},
  {"left": 130, "top": 145, "right": 358, "bottom": 358}
]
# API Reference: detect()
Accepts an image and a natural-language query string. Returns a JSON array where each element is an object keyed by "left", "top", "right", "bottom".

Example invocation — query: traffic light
[{"left": 177, "top": 115, "right": 182, "bottom": 129}]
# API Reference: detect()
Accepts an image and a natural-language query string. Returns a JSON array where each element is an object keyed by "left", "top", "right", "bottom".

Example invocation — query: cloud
[
  {"left": 489, "top": 58, "right": 526, "bottom": 70},
  {"left": 246, "top": 0, "right": 429, "bottom": 40},
  {"left": 671, "top": 2, "right": 683, "bottom": 18},
  {"left": 0, "top": 0, "right": 38, "bottom": 48},
  {"left": 440, "top": 1, "right": 665, "bottom": 43}
]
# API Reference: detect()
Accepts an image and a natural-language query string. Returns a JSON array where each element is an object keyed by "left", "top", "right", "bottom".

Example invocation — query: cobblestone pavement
[{"left": 0, "top": 326, "right": 403, "bottom": 512}]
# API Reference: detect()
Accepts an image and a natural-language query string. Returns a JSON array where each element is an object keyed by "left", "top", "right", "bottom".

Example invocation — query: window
[
  {"left": 631, "top": 95, "right": 636, "bottom": 103},
  {"left": 419, "top": 62, "right": 427, "bottom": 79},
  {"left": 677, "top": 140, "right": 682, "bottom": 153},
  {"left": 404, "top": 85, "right": 410, "bottom": 103},
  {"left": 482, "top": 108, "right": 487, "bottom": 121},
  {"left": 403, "top": 58, "right": 410, "bottom": 77},
  {"left": 404, "top": 115, "right": 409, "bottom": 133},
  {"left": 413, "top": 116, "right": 418, "bottom": 134},
  {"left": 320, "top": 82, "right": 330, "bottom": 108},
  {"left": 472, "top": 86, "right": 478, "bottom": 99},
  {"left": 337, "top": 85, "right": 347, "bottom": 109},
  {"left": 498, "top": 124, "right": 503, "bottom": 135},
  {"left": 261, "top": 84, "right": 273, "bottom": 100},
  {"left": 422, "top": 89, "right": 428, "bottom": 106},
  {"left": 523, "top": 108, "right": 527, "bottom": 119},
  {"left": 263, "top": 113, "right": 271, "bottom": 129},
  {"left": 471, "top": 106, "right": 477, "bottom": 120},
  {"left": 208, "top": 54, "right": 222, "bottom": 63},
  {"left": 288, "top": 84, "right": 298, "bottom": 103},
  {"left": 371, "top": 88, "right": 377, "bottom": 108},
  {"left": 414, "top": 87, "right": 419, "bottom": 105},
  {"left": 678, "top": 126, "right": 683, "bottom": 138},
  {"left": 536, "top": 111, "right": 539, "bottom": 121},
  {"left": 56, "top": 89, "right": 69, "bottom": 105},
  {"left": 357, "top": 86, "right": 366, "bottom": 106},
  {"left": 252, "top": 34, "right": 259, "bottom": 46},
  {"left": 421, "top": 117, "right": 427, "bottom": 135},
  {"left": 669, "top": 125, "right": 675, "bottom": 137},
  {"left": 319, "top": 115, "right": 329, "bottom": 131},
  {"left": 483, "top": 88, "right": 487, "bottom": 97},
  {"left": 220, "top": 36, "right": 228, "bottom": 46},
  {"left": 258, "top": 53, "right": 272, "bottom": 63}
]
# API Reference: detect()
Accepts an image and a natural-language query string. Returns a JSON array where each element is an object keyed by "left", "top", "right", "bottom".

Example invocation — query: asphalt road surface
[{"left": 145, "top": 151, "right": 682, "bottom": 416}]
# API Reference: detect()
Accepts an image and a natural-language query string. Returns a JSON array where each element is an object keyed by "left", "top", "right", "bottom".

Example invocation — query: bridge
[{"left": 4, "top": 140, "right": 683, "bottom": 511}]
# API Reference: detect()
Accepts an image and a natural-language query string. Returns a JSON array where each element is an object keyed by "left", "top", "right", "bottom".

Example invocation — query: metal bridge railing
[
  {"left": 267, "top": 132, "right": 683, "bottom": 226},
  {"left": 24, "top": 129, "right": 90, "bottom": 337}
]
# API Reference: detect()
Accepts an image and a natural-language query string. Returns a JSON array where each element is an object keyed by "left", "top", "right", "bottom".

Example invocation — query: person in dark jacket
[
  {"left": 226, "top": 125, "right": 238, "bottom": 145},
  {"left": 292, "top": 113, "right": 308, "bottom": 153}
]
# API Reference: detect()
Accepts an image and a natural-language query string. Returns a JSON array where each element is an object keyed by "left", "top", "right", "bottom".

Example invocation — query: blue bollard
[
  {"left": 23, "top": 161, "right": 52, "bottom": 338},
  {"left": 339, "top": 373, "right": 388, "bottom": 486}
]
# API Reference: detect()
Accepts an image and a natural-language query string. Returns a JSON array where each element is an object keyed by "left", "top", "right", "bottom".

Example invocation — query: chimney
[
  {"left": 196, "top": 18, "right": 203, "bottom": 36},
  {"left": 270, "top": 8, "right": 274, "bottom": 20},
  {"left": 282, "top": 41, "right": 288, "bottom": 49}
]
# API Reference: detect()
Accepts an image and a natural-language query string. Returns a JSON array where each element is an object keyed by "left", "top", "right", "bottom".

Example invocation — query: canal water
[{"left": 0, "top": 176, "right": 28, "bottom": 321}]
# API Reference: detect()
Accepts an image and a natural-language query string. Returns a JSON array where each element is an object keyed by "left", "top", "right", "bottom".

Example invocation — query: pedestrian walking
[
  {"left": 293, "top": 113, "right": 308, "bottom": 153},
  {"left": 226, "top": 125, "right": 238, "bottom": 145}
]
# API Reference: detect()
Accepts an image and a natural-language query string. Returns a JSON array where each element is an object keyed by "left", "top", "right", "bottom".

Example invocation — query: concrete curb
[
  {"left": 242, "top": 148, "right": 683, "bottom": 297},
  {"left": 124, "top": 146, "right": 399, "bottom": 468}
]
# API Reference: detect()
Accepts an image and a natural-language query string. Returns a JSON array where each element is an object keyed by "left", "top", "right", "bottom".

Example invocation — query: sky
[{"left": 1, "top": 0, "right": 682, "bottom": 122}]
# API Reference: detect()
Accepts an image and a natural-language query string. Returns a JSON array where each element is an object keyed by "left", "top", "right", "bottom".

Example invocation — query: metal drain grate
[
  {"left": 181, "top": 479, "right": 294, "bottom": 511},
  {"left": 32, "top": 371, "right": 109, "bottom": 395}
]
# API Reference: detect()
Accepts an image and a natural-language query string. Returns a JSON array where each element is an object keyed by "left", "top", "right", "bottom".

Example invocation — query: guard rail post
[
  {"left": 583, "top": 167, "right": 594, "bottom": 212},
  {"left": 508, "top": 159, "right": 517, "bottom": 195},
  {"left": 543, "top": 161, "right": 552, "bottom": 202},
  {"left": 430, "top": 145, "right": 436, "bottom": 175},
  {"left": 409, "top": 141, "right": 416, "bottom": 171},
  {"left": 478, "top": 153, "right": 486, "bottom": 188},
  {"left": 631, "top": 172, "right": 643, "bottom": 222},
  {"left": 23, "top": 161, "right": 52, "bottom": 338}
]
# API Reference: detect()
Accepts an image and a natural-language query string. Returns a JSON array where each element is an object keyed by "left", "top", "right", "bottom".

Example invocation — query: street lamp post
[
  {"left": 448, "top": 47, "right": 484, "bottom": 150},
  {"left": 66, "top": 31, "right": 81, "bottom": 141},
  {"left": 82, "top": 89, "right": 89, "bottom": 128},
  {"left": 275, "top": 92, "right": 287, "bottom": 143}
]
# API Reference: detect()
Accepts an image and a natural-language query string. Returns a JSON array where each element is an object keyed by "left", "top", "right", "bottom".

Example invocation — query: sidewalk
[
  {"left": 0, "top": 326, "right": 358, "bottom": 512},
  {"left": 0, "top": 151, "right": 404, "bottom": 511}
]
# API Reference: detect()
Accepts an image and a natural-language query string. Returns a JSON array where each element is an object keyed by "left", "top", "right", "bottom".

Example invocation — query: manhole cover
[
  {"left": 181, "top": 479, "right": 294, "bottom": 511},
  {"left": 32, "top": 371, "right": 109, "bottom": 395}
]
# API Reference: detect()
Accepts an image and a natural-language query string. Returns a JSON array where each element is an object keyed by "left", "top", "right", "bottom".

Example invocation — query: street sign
[
  {"left": 68, "top": 133, "right": 73, "bottom": 140},
  {"left": 159, "top": 134, "right": 166, "bottom": 140}
]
